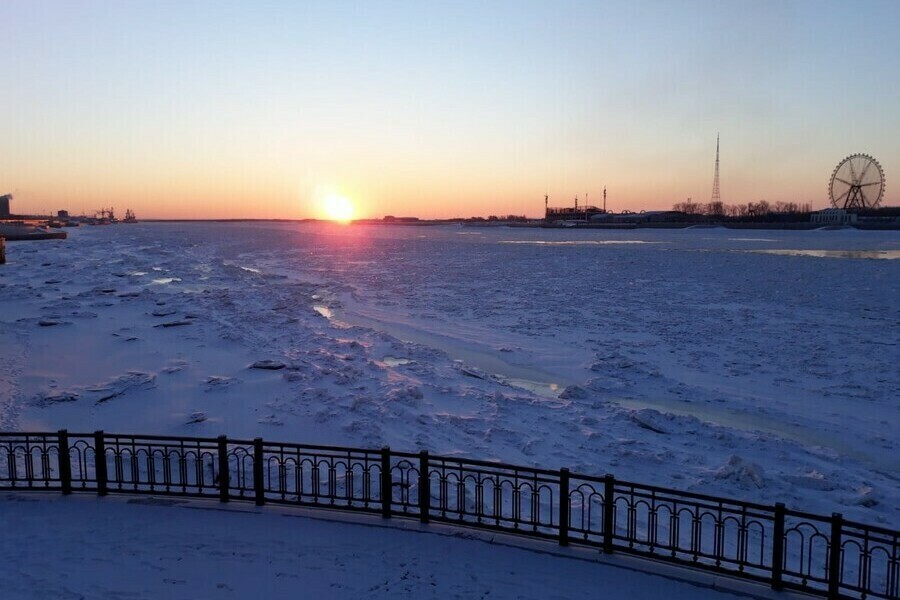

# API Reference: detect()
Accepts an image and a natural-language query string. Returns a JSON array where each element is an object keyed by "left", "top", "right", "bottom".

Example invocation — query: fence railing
[{"left": 1, "top": 430, "right": 897, "bottom": 600}]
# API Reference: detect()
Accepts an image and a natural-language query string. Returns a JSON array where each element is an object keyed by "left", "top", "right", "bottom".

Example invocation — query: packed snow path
[{"left": 0, "top": 494, "right": 809, "bottom": 600}]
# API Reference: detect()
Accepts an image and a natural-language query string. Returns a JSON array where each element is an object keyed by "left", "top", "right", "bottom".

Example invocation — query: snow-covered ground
[
  {"left": 0, "top": 223, "right": 897, "bottom": 529},
  {"left": 1, "top": 493, "right": 808, "bottom": 600}
]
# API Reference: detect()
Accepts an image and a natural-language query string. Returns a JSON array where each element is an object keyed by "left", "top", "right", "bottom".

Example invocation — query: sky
[{"left": 2, "top": 0, "right": 898, "bottom": 220}]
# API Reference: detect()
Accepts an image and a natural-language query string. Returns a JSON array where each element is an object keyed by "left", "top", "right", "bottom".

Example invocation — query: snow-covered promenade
[
  {"left": 5, "top": 426, "right": 900, "bottom": 598},
  {"left": 2, "top": 493, "right": 810, "bottom": 600}
]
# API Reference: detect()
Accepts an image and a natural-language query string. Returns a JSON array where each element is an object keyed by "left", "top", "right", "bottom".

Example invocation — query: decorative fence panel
[
  {"left": 0, "top": 432, "right": 66, "bottom": 491},
  {"left": 1, "top": 430, "right": 897, "bottom": 600},
  {"left": 258, "top": 441, "right": 384, "bottom": 513},
  {"left": 607, "top": 478, "right": 776, "bottom": 582},
  {"left": 100, "top": 433, "right": 223, "bottom": 497},
  {"left": 416, "top": 452, "right": 561, "bottom": 538}
]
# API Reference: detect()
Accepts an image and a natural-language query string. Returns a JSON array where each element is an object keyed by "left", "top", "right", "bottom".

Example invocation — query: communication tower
[{"left": 710, "top": 134, "right": 721, "bottom": 204}]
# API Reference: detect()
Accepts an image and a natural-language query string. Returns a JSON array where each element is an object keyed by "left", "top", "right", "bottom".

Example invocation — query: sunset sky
[{"left": 2, "top": 1, "right": 898, "bottom": 219}]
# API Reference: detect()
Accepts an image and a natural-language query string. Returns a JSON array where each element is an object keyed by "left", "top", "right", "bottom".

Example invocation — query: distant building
[
  {"left": 543, "top": 193, "right": 608, "bottom": 222},
  {"left": 58, "top": 210, "right": 70, "bottom": 219},
  {"left": 545, "top": 205, "right": 606, "bottom": 221},
  {"left": 856, "top": 206, "right": 900, "bottom": 222},
  {"left": 811, "top": 208, "right": 857, "bottom": 225},
  {"left": 0, "top": 194, "right": 10, "bottom": 218},
  {"left": 610, "top": 210, "right": 686, "bottom": 224}
]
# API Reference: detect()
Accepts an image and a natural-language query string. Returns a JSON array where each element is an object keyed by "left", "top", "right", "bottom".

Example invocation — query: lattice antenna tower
[{"left": 710, "top": 133, "right": 721, "bottom": 204}]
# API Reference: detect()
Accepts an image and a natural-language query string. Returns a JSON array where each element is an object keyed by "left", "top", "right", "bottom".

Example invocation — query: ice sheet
[{"left": 1, "top": 222, "right": 897, "bottom": 527}]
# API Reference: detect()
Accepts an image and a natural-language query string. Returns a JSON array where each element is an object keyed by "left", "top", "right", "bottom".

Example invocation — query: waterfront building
[{"left": 811, "top": 208, "right": 857, "bottom": 225}]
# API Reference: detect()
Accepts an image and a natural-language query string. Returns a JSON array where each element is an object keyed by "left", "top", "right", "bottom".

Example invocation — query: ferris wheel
[{"left": 829, "top": 154, "right": 885, "bottom": 210}]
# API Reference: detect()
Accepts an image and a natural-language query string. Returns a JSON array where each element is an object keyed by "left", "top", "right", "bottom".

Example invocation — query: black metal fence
[{"left": 1, "top": 430, "right": 897, "bottom": 600}]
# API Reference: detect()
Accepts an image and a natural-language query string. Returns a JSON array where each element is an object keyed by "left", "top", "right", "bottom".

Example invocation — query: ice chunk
[
  {"left": 92, "top": 372, "right": 157, "bottom": 404},
  {"left": 630, "top": 409, "right": 669, "bottom": 434},
  {"left": 186, "top": 412, "right": 207, "bottom": 424},
  {"left": 250, "top": 360, "right": 286, "bottom": 370},
  {"left": 38, "top": 319, "right": 65, "bottom": 327},
  {"left": 558, "top": 385, "right": 588, "bottom": 400},
  {"left": 32, "top": 391, "right": 79, "bottom": 407},
  {"left": 205, "top": 376, "right": 240, "bottom": 391},
  {"left": 715, "top": 455, "right": 765, "bottom": 489},
  {"left": 387, "top": 385, "right": 424, "bottom": 404},
  {"left": 784, "top": 470, "right": 835, "bottom": 491},
  {"left": 851, "top": 486, "right": 880, "bottom": 508},
  {"left": 154, "top": 320, "right": 191, "bottom": 328}
]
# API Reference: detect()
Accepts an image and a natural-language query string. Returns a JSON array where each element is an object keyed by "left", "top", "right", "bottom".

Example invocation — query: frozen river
[{"left": 0, "top": 222, "right": 897, "bottom": 527}]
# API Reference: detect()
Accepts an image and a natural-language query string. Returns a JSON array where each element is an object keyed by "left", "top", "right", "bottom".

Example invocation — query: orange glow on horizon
[{"left": 320, "top": 192, "right": 356, "bottom": 223}]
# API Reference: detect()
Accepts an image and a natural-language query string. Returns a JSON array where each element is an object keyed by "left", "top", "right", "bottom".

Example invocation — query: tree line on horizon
[{"left": 671, "top": 199, "right": 813, "bottom": 218}]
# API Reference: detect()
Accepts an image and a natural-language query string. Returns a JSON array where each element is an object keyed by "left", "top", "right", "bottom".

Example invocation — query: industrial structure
[
  {"left": 544, "top": 189, "right": 608, "bottom": 222},
  {"left": 0, "top": 194, "right": 11, "bottom": 218},
  {"left": 95, "top": 208, "right": 116, "bottom": 223}
]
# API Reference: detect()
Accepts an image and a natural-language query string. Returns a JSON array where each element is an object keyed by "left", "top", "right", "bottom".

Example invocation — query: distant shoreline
[
  {"left": 5, "top": 216, "right": 897, "bottom": 231},
  {"left": 139, "top": 218, "right": 449, "bottom": 226},
  {"left": 134, "top": 219, "right": 900, "bottom": 230}
]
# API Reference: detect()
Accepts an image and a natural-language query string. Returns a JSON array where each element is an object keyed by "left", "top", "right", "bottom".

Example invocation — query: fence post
[
  {"left": 559, "top": 468, "right": 570, "bottom": 546},
  {"left": 217, "top": 435, "right": 229, "bottom": 503},
  {"left": 93, "top": 431, "right": 107, "bottom": 496},
  {"left": 418, "top": 450, "right": 430, "bottom": 523},
  {"left": 58, "top": 429, "right": 72, "bottom": 495},
  {"left": 603, "top": 474, "right": 615, "bottom": 553},
  {"left": 771, "top": 502, "right": 785, "bottom": 590},
  {"left": 828, "top": 512, "right": 843, "bottom": 600},
  {"left": 380, "top": 447, "right": 391, "bottom": 519},
  {"left": 253, "top": 438, "right": 265, "bottom": 506}
]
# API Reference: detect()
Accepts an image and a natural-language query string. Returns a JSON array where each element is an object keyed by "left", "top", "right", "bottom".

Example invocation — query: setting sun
[{"left": 322, "top": 193, "right": 355, "bottom": 222}]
